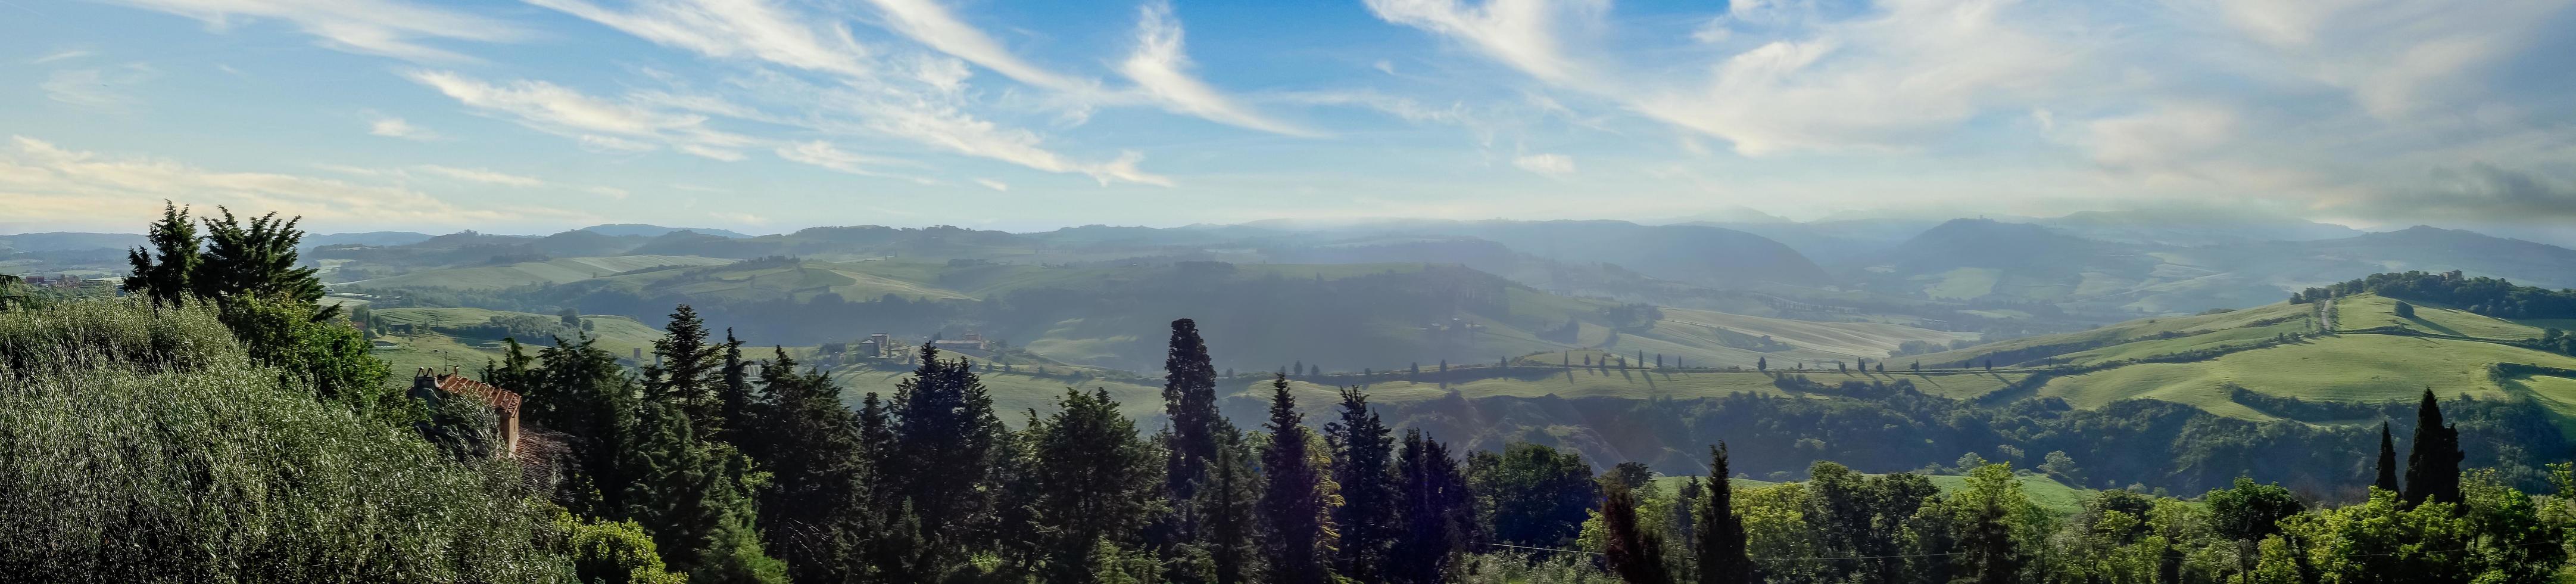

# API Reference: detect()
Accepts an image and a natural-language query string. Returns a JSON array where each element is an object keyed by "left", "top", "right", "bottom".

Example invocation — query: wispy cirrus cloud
[
  {"left": 1512, "top": 152, "right": 1574, "bottom": 176},
  {"left": 861, "top": 0, "right": 1095, "bottom": 92},
  {"left": 0, "top": 136, "right": 589, "bottom": 227},
  {"left": 526, "top": 0, "right": 1175, "bottom": 185},
  {"left": 40, "top": 64, "right": 157, "bottom": 111},
  {"left": 367, "top": 116, "right": 440, "bottom": 141},
  {"left": 1119, "top": 2, "right": 1321, "bottom": 137},
  {"left": 101, "top": 0, "right": 526, "bottom": 61},
  {"left": 404, "top": 70, "right": 757, "bottom": 160}
]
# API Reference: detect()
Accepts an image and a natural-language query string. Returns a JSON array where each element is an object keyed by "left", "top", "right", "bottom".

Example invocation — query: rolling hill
[{"left": 336, "top": 255, "right": 734, "bottom": 290}]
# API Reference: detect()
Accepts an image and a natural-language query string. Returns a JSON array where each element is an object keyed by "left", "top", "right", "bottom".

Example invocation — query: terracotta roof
[{"left": 435, "top": 374, "right": 522, "bottom": 412}]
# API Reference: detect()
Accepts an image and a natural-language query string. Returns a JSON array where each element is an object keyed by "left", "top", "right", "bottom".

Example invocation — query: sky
[{"left": 2, "top": 0, "right": 2573, "bottom": 237}]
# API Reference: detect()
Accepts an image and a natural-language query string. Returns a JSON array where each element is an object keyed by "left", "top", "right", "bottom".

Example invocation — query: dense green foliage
[
  {"left": 0, "top": 301, "right": 569, "bottom": 582},
  {"left": 2298, "top": 271, "right": 2576, "bottom": 319}
]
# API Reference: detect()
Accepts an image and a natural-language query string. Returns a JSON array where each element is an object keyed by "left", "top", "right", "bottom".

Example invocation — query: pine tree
[
  {"left": 885, "top": 344, "right": 1006, "bottom": 570},
  {"left": 747, "top": 348, "right": 867, "bottom": 584},
  {"left": 529, "top": 334, "right": 641, "bottom": 516},
  {"left": 643, "top": 305, "right": 724, "bottom": 428},
  {"left": 1696, "top": 443, "right": 1752, "bottom": 584},
  {"left": 616, "top": 402, "right": 785, "bottom": 582},
  {"left": 1390, "top": 430, "right": 1471, "bottom": 584},
  {"left": 1028, "top": 389, "right": 1166, "bottom": 583},
  {"left": 1601, "top": 480, "right": 1671, "bottom": 584},
  {"left": 1196, "top": 425, "right": 1264, "bottom": 584},
  {"left": 2375, "top": 421, "right": 2402, "bottom": 495},
  {"left": 1259, "top": 374, "right": 1331, "bottom": 584},
  {"left": 123, "top": 201, "right": 198, "bottom": 307},
  {"left": 1671, "top": 477, "right": 1702, "bottom": 551},
  {"left": 713, "top": 330, "right": 751, "bottom": 445},
  {"left": 1328, "top": 386, "right": 1399, "bottom": 583},
  {"left": 2403, "top": 388, "right": 2463, "bottom": 505},
  {"left": 195, "top": 207, "right": 328, "bottom": 314},
  {"left": 1165, "top": 319, "right": 1227, "bottom": 502}
]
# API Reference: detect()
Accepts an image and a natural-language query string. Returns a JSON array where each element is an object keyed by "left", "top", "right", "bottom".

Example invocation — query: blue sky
[{"left": 3, "top": 0, "right": 2572, "bottom": 235}]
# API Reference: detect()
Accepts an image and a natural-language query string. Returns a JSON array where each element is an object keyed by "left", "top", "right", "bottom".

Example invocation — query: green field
[
  {"left": 2037, "top": 334, "right": 2576, "bottom": 421},
  {"left": 1649, "top": 473, "right": 2088, "bottom": 515},
  {"left": 2335, "top": 294, "right": 2559, "bottom": 340},
  {"left": 1910, "top": 301, "right": 2315, "bottom": 366},
  {"left": 341, "top": 255, "right": 731, "bottom": 290},
  {"left": 369, "top": 307, "right": 665, "bottom": 375}
]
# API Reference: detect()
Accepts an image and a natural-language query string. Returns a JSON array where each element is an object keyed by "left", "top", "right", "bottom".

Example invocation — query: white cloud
[
  {"left": 0, "top": 136, "right": 584, "bottom": 226},
  {"left": 529, "top": 0, "right": 1175, "bottom": 185},
  {"left": 973, "top": 178, "right": 1008, "bottom": 191},
  {"left": 526, "top": 0, "right": 872, "bottom": 76},
  {"left": 1363, "top": 0, "right": 1604, "bottom": 85},
  {"left": 41, "top": 64, "right": 156, "bottom": 110},
  {"left": 2083, "top": 104, "right": 2238, "bottom": 173},
  {"left": 862, "top": 0, "right": 1095, "bottom": 92},
  {"left": 31, "top": 49, "right": 93, "bottom": 64},
  {"left": 587, "top": 186, "right": 631, "bottom": 199},
  {"left": 101, "top": 0, "right": 525, "bottom": 61},
  {"left": 404, "top": 70, "right": 754, "bottom": 160},
  {"left": 414, "top": 164, "right": 546, "bottom": 187},
  {"left": 775, "top": 141, "right": 904, "bottom": 176},
  {"left": 368, "top": 116, "right": 439, "bottom": 140},
  {"left": 1512, "top": 153, "right": 1575, "bottom": 176},
  {"left": 1118, "top": 2, "right": 1320, "bottom": 137}
]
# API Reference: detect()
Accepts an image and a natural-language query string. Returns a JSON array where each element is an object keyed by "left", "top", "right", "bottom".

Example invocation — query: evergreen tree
[
  {"left": 1390, "top": 430, "right": 1471, "bottom": 584},
  {"left": 616, "top": 402, "right": 786, "bottom": 582},
  {"left": 1258, "top": 374, "right": 1331, "bottom": 584},
  {"left": 1757, "top": 357, "right": 1767, "bottom": 372},
  {"left": 1328, "top": 386, "right": 1399, "bottom": 583},
  {"left": 1027, "top": 389, "right": 1167, "bottom": 583},
  {"left": 195, "top": 207, "right": 326, "bottom": 310},
  {"left": 1194, "top": 425, "right": 1264, "bottom": 584},
  {"left": 1600, "top": 480, "right": 1671, "bottom": 584},
  {"left": 1471, "top": 442, "right": 1597, "bottom": 547},
  {"left": 712, "top": 330, "right": 751, "bottom": 445},
  {"left": 885, "top": 344, "right": 1006, "bottom": 572},
  {"left": 1163, "top": 319, "right": 1227, "bottom": 504},
  {"left": 2377, "top": 421, "right": 2403, "bottom": 495},
  {"left": 643, "top": 305, "right": 724, "bottom": 428},
  {"left": 529, "top": 334, "right": 642, "bottom": 516},
  {"left": 747, "top": 348, "right": 868, "bottom": 584},
  {"left": 1671, "top": 477, "right": 1702, "bottom": 551},
  {"left": 1696, "top": 443, "right": 1753, "bottom": 584},
  {"left": 2405, "top": 389, "right": 2464, "bottom": 505},
  {"left": 123, "top": 201, "right": 198, "bottom": 307}
]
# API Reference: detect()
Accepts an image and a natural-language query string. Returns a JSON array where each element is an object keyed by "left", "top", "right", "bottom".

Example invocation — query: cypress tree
[
  {"left": 1696, "top": 443, "right": 1753, "bottom": 584},
  {"left": 1601, "top": 480, "right": 1671, "bottom": 584},
  {"left": 2375, "top": 421, "right": 2402, "bottom": 495},
  {"left": 1163, "top": 319, "right": 1226, "bottom": 502},
  {"left": 1328, "top": 386, "right": 1399, "bottom": 583},
  {"left": 528, "top": 334, "right": 640, "bottom": 516},
  {"left": 1258, "top": 374, "right": 1331, "bottom": 584},
  {"left": 2403, "top": 388, "right": 2463, "bottom": 505}
]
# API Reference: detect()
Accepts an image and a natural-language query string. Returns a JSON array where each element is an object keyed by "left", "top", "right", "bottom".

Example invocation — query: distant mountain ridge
[{"left": 578, "top": 223, "right": 753, "bottom": 238}]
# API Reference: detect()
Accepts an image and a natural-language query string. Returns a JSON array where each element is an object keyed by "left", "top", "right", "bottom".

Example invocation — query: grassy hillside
[
  {"left": 369, "top": 307, "right": 664, "bottom": 373},
  {"left": 2335, "top": 295, "right": 2574, "bottom": 340},
  {"left": 1648, "top": 473, "right": 2088, "bottom": 515},
  {"left": 340, "top": 255, "right": 731, "bottom": 290}
]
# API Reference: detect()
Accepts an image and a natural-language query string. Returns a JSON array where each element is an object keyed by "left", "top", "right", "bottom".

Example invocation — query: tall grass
[{"left": 0, "top": 300, "right": 571, "bottom": 582}]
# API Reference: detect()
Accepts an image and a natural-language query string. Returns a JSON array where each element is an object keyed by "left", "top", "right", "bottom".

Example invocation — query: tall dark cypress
[
  {"left": 2403, "top": 389, "right": 2463, "bottom": 505},
  {"left": 1696, "top": 443, "right": 1753, "bottom": 584},
  {"left": 1601, "top": 480, "right": 1671, "bottom": 584},
  {"left": 1163, "top": 319, "right": 1227, "bottom": 501},
  {"left": 2375, "top": 421, "right": 2402, "bottom": 495},
  {"left": 1026, "top": 389, "right": 1164, "bottom": 583},
  {"left": 1328, "top": 386, "right": 1399, "bottom": 583},
  {"left": 1258, "top": 374, "right": 1331, "bottom": 584}
]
